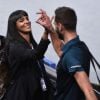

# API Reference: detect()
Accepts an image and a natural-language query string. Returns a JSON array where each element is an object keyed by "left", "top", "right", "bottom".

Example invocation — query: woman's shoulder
[
  {"left": 9, "top": 41, "right": 25, "bottom": 51},
  {"left": 9, "top": 40, "right": 24, "bottom": 47}
]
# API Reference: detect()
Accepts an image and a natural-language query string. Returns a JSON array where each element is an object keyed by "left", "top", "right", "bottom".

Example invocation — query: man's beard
[{"left": 56, "top": 29, "right": 64, "bottom": 40}]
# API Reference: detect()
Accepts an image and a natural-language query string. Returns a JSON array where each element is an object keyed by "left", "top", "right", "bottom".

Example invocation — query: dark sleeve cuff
[
  {"left": 40, "top": 38, "right": 50, "bottom": 45},
  {"left": 33, "top": 38, "right": 50, "bottom": 59}
]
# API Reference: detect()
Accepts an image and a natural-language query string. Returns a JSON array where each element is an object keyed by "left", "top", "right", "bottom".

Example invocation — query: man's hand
[{"left": 36, "top": 9, "right": 63, "bottom": 57}]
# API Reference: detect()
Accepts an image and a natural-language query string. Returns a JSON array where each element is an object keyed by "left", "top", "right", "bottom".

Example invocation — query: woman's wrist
[{"left": 42, "top": 29, "right": 49, "bottom": 40}]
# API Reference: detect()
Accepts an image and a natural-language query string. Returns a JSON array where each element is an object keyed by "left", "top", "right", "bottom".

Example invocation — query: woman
[{"left": 3, "top": 10, "right": 54, "bottom": 100}]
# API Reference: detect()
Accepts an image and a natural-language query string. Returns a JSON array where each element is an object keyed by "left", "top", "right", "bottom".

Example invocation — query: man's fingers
[
  {"left": 36, "top": 9, "right": 49, "bottom": 21},
  {"left": 36, "top": 20, "right": 43, "bottom": 26},
  {"left": 36, "top": 12, "right": 42, "bottom": 14},
  {"left": 36, "top": 9, "right": 52, "bottom": 30},
  {"left": 36, "top": 18, "right": 45, "bottom": 25},
  {"left": 40, "top": 9, "right": 46, "bottom": 14},
  {"left": 35, "top": 18, "right": 40, "bottom": 24},
  {"left": 51, "top": 16, "right": 54, "bottom": 22},
  {"left": 39, "top": 9, "right": 48, "bottom": 18},
  {"left": 36, "top": 12, "right": 45, "bottom": 22}
]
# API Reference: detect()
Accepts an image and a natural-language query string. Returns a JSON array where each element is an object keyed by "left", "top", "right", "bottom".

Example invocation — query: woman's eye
[
  {"left": 17, "top": 16, "right": 29, "bottom": 22},
  {"left": 18, "top": 18, "right": 24, "bottom": 22},
  {"left": 19, "top": 20, "right": 23, "bottom": 22}
]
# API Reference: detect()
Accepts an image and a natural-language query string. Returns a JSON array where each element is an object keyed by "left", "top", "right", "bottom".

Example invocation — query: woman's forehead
[
  {"left": 9, "top": 11, "right": 28, "bottom": 21},
  {"left": 16, "top": 16, "right": 28, "bottom": 21}
]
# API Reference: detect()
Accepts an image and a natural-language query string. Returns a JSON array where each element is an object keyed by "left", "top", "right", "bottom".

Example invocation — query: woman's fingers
[{"left": 36, "top": 9, "right": 53, "bottom": 31}]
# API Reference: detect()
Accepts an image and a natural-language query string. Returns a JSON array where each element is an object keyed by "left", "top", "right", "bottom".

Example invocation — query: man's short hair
[{"left": 55, "top": 6, "right": 77, "bottom": 31}]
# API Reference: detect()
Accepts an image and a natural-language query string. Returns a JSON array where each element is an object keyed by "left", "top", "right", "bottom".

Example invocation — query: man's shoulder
[
  {"left": 62, "top": 45, "right": 84, "bottom": 65},
  {"left": 64, "top": 45, "right": 83, "bottom": 58}
]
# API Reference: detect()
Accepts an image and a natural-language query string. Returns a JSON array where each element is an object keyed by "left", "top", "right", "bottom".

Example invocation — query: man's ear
[
  {"left": 57, "top": 23, "right": 62, "bottom": 31},
  {"left": 58, "top": 23, "right": 64, "bottom": 32}
]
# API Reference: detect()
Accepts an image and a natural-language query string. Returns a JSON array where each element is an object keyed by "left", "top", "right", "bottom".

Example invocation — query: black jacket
[{"left": 3, "top": 38, "right": 52, "bottom": 100}]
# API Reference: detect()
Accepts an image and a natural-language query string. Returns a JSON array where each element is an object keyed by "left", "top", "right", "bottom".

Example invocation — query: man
[{"left": 36, "top": 7, "right": 97, "bottom": 100}]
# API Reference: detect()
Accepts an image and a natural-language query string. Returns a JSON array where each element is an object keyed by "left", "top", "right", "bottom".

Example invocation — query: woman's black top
[{"left": 4, "top": 38, "right": 51, "bottom": 100}]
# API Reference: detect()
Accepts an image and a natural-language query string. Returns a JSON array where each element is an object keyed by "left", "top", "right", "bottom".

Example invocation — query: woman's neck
[{"left": 19, "top": 32, "right": 30, "bottom": 44}]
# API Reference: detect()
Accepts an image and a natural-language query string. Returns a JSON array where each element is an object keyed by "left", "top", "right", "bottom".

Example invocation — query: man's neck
[{"left": 64, "top": 31, "right": 77, "bottom": 44}]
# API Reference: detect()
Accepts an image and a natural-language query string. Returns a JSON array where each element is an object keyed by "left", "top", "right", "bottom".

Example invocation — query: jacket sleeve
[
  {"left": 33, "top": 38, "right": 50, "bottom": 59},
  {"left": 9, "top": 39, "right": 50, "bottom": 62}
]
